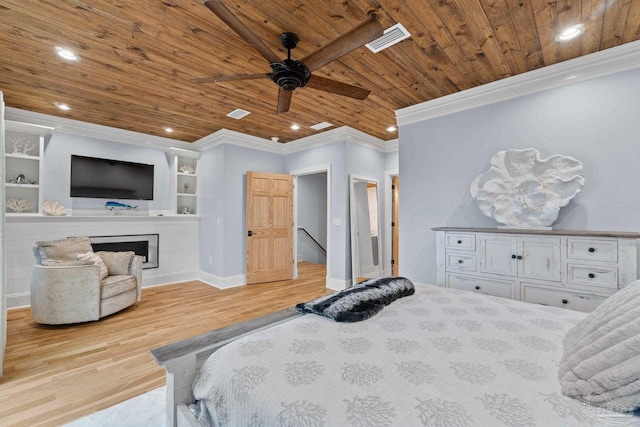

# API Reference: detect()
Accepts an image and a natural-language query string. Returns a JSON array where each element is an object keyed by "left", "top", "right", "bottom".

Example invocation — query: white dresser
[{"left": 434, "top": 227, "right": 640, "bottom": 312}]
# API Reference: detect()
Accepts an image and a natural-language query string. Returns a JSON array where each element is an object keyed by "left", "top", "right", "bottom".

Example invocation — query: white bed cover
[{"left": 192, "top": 284, "right": 640, "bottom": 426}]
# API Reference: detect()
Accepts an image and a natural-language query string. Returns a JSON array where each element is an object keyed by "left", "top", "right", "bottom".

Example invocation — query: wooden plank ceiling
[{"left": 1, "top": 1, "right": 639, "bottom": 143}]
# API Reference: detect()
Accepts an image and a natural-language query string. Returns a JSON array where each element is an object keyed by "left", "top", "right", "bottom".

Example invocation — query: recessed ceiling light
[
  {"left": 55, "top": 46, "right": 80, "bottom": 62},
  {"left": 290, "top": 124, "right": 300, "bottom": 131},
  {"left": 387, "top": 126, "right": 397, "bottom": 132},
  {"left": 165, "top": 127, "right": 174, "bottom": 133},
  {"left": 555, "top": 24, "right": 585, "bottom": 42},
  {"left": 54, "top": 102, "right": 71, "bottom": 111}
]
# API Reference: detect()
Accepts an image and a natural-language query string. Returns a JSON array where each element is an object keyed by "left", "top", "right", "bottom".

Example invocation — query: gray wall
[
  {"left": 297, "top": 173, "right": 327, "bottom": 264},
  {"left": 198, "top": 144, "right": 285, "bottom": 278},
  {"left": 399, "top": 67, "right": 640, "bottom": 285},
  {"left": 42, "top": 132, "right": 171, "bottom": 212},
  {"left": 285, "top": 141, "right": 349, "bottom": 283}
]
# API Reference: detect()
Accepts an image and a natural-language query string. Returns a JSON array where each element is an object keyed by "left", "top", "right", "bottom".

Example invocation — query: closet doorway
[{"left": 291, "top": 166, "right": 331, "bottom": 284}]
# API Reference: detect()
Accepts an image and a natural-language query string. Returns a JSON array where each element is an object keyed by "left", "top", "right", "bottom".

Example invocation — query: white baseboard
[
  {"left": 7, "top": 292, "right": 30, "bottom": 309},
  {"left": 326, "top": 277, "right": 351, "bottom": 291},
  {"left": 198, "top": 271, "right": 246, "bottom": 289},
  {"left": 141, "top": 270, "right": 199, "bottom": 288}
]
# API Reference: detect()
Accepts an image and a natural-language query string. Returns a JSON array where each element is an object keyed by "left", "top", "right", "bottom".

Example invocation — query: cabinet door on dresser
[
  {"left": 479, "top": 235, "right": 518, "bottom": 276},
  {"left": 518, "top": 237, "right": 562, "bottom": 281},
  {"left": 479, "top": 234, "right": 561, "bottom": 281}
]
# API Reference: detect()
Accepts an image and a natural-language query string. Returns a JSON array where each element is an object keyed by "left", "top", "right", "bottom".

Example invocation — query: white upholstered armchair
[{"left": 30, "top": 236, "right": 143, "bottom": 325}]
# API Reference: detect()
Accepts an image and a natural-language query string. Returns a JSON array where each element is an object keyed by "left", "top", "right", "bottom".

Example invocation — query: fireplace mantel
[{"left": 6, "top": 214, "right": 199, "bottom": 223}]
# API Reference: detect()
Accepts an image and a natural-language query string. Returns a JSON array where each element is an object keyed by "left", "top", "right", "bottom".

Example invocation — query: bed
[{"left": 151, "top": 282, "right": 640, "bottom": 427}]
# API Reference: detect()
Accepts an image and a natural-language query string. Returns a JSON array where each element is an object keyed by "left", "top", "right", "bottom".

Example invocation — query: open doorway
[
  {"left": 384, "top": 170, "right": 399, "bottom": 277},
  {"left": 291, "top": 165, "right": 331, "bottom": 284}
]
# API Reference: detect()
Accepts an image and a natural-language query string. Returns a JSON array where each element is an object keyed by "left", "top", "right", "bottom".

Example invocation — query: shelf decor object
[
  {"left": 7, "top": 198, "right": 33, "bottom": 213},
  {"left": 470, "top": 148, "right": 584, "bottom": 229},
  {"left": 179, "top": 164, "right": 195, "bottom": 174},
  {"left": 42, "top": 200, "right": 67, "bottom": 216},
  {"left": 8, "top": 173, "right": 36, "bottom": 185}
]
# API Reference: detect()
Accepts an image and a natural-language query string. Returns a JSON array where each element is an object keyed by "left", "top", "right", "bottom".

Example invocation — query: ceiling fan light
[{"left": 555, "top": 24, "right": 585, "bottom": 42}]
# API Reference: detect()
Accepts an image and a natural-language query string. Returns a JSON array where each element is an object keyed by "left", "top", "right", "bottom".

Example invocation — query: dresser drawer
[
  {"left": 446, "top": 273, "right": 515, "bottom": 299},
  {"left": 521, "top": 283, "right": 608, "bottom": 312},
  {"left": 445, "top": 253, "right": 476, "bottom": 272},
  {"left": 567, "top": 238, "right": 617, "bottom": 262},
  {"left": 445, "top": 233, "right": 476, "bottom": 251},
  {"left": 567, "top": 264, "right": 618, "bottom": 290}
]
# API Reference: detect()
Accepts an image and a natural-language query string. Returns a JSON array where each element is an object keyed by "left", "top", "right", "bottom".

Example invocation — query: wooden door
[
  {"left": 392, "top": 176, "right": 399, "bottom": 276},
  {"left": 246, "top": 172, "right": 293, "bottom": 284}
]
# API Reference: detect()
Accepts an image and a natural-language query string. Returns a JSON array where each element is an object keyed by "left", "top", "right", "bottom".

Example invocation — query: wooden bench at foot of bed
[{"left": 150, "top": 308, "right": 301, "bottom": 427}]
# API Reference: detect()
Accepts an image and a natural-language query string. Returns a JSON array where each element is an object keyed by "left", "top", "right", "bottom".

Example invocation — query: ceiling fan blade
[
  {"left": 192, "top": 73, "right": 269, "bottom": 83},
  {"left": 301, "top": 14, "right": 383, "bottom": 72},
  {"left": 276, "top": 88, "right": 293, "bottom": 114},
  {"left": 204, "top": 0, "right": 281, "bottom": 64},
  {"left": 306, "top": 75, "right": 371, "bottom": 100}
]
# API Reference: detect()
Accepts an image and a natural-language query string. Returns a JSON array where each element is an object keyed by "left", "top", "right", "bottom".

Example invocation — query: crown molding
[
  {"left": 192, "top": 128, "right": 281, "bottom": 153},
  {"left": 193, "top": 126, "right": 398, "bottom": 155},
  {"left": 396, "top": 40, "right": 640, "bottom": 126},
  {"left": 5, "top": 108, "right": 397, "bottom": 155},
  {"left": 5, "top": 107, "right": 193, "bottom": 150}
]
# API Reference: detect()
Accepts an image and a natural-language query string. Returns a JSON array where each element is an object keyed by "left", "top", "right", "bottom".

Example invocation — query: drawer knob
[
  {"left": 475, "top": 285, "right": 480, "bottom": 290},
  {"left": 458, "top": 259, "right": 464, "bottom": 264},
  {"left": 517, "top": 255, "right": 523, "bottom": 260},
  {"left": 588, "top": 273, "right": 595, "bottom": 279},
  {"left": 562, "top": 299, "right": 568, "bottom": 304},
  {"left": 457, "top": 240, "right": 462, "bottom": 244},
  {"left": 588, "top": 247, "right": 596, "bottom": 253},
  {"left": 511, "top": 254, "right": 517, "bottom": 259}
]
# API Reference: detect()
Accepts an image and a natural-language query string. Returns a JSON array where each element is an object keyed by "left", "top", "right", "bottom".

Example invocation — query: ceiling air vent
[
  {"left": 366, "top": 23, "right": 411, "bottom": 53},
  {"left": 310, "top": 121, "right": 333, "bottom": 130},
  {"left": 226, "top": 108, "right": 251, "bottom": 119}
]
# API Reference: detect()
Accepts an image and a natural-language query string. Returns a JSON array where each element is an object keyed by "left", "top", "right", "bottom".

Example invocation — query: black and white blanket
[{"left": 295, "top": 276, "right": 415, "bottom": 322}]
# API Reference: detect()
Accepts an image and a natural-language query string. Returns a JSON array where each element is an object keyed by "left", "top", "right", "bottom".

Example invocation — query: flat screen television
[{"left": 70, "top": 155, "right": 154, "bottom": 200}]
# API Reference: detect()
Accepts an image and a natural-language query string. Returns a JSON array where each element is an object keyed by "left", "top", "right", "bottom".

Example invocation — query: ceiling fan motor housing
[{"left": 270, "top": 59, "right": 311, "bottom": 91}]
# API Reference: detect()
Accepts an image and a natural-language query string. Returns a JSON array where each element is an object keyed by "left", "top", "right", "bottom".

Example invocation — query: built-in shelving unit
[
  {"left": 165, "top": 147, "right": 201, "bottom": 215},
  {"left": 4, "top": 121, "right": 52, "bottom": 215}
]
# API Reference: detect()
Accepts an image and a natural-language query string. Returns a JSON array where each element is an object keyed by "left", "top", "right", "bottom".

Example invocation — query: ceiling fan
[{"left": 193, "top": 0, "right": 384, "bottom": 114}]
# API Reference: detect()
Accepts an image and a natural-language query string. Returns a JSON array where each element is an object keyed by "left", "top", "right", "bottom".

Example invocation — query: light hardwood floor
[{"left": 0, "top": 262, "right": 328, "bottom": 427}]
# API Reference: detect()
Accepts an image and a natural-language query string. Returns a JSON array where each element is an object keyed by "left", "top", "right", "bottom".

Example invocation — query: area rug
[{"left": 64, "top": 386, "right": 165, "bottom": 427}]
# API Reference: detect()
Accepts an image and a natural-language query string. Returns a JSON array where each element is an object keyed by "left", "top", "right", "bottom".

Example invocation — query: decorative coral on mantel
[
  {"left": 470, "top": 148, "right": 585, "bottom": 229},
  {"left": 42, "top": 200, "right": 67, "bottom": 216}
]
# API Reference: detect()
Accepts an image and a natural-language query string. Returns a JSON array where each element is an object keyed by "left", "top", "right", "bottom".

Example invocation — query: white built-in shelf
[
  {"left": 5, "top": 153, "right": 40, "bottom": 160},
  {"left": 5, "top": 183, "right": 39, "bottom": 189},
  {"left": 166, "top": 148, "right": 200, "bottom": 216},
  {"left": 5, "top": 122, "right": 46, "bottom": 215}
]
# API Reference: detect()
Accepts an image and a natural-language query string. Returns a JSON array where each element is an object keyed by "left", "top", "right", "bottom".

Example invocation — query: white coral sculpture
[
  {"left": 470, "top": 148, "right": 584, "bottom": 228},
  {"left": 179, "top": 164, "right": 195, "bottom": 174},
  {"left": 7, "top": 198, "right": 32, "bottom": 213},
  {"left": 9, "top": 136, "right": 25, "bottom": 154},
  {"left": 42, "top": 200, "right": 67, "bottom": 216}
]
